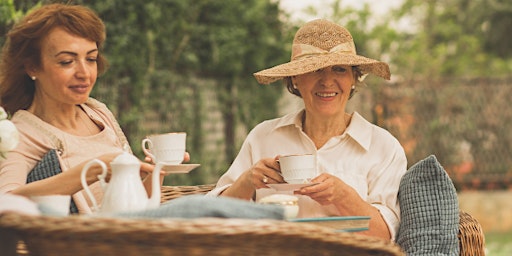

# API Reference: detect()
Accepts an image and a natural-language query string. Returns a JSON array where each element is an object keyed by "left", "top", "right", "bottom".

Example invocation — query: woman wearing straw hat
[{"left": 209, "top": 19, "right": 407, "bottom": 240}]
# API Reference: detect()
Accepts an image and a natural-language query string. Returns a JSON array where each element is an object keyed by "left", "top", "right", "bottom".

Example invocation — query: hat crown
[{"left": 292, "top": 19, "right": 355, "bottom": 57}]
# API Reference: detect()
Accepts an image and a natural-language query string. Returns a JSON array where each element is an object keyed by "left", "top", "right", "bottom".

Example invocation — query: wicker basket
[
  {"left": 1, "top": 212, "right": 404, "bottom": 256},
  {"left": 160, "top": 184, "right": 216, "bottom": 202},
  {"left": 458, "top": 210, "right": 486, "bottom": 256}
]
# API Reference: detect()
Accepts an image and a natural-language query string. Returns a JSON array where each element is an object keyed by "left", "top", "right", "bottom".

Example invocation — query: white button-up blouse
[{"left": 208, "top": 109, "right": 407, "bottom": 239}]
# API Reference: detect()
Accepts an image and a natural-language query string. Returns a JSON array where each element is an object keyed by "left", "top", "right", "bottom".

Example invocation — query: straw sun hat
[{"left": 253, "top": 19, "right": 390, "bottom": 85}]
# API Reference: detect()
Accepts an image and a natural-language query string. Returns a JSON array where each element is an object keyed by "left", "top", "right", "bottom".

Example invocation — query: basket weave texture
[
  {"left": 458, "top": 210, "right": 486, "bottom": 256},
  {"left": 160, "top": 184, "right": 217, "bottom": 202},
  {"left": 3, "top": 213, "right": 406, "bottom": 256},
  {"left": 2, "top": 184, "right": 484, "bottom": 256}
]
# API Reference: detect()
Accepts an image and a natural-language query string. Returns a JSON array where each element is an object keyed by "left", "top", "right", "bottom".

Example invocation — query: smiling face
[
  {"left": 28, "top": 27, "right": 98, "bottom": 107},
  {"left": 291, "top": 65, "right": 355, "bottom": 118}
]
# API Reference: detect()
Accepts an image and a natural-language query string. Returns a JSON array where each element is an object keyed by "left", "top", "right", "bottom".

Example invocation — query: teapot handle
[
  {"left": 147, "top": 162, "right": 163, "bottom": 209},
  {"left": 141, "top": 138, "right": 156, "bottom": 163},
  {"left": 80, "top": 159, "right": 107, "bottom": 213}
]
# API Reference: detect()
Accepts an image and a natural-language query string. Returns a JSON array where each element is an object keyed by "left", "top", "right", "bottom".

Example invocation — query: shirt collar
[
  {"left": 273, "top": 109, "right": 304, "bottom": 131},
  {"left": 345, "top": 112, "right": 372, "bottom": 151}
]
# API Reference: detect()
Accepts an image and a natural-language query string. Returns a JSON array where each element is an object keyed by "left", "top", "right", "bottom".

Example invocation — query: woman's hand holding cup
[{"left": 143, "top": 152, "right": 189, "bottom": 164}]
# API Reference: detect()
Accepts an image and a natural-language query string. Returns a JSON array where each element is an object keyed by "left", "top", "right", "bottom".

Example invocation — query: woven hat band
[{"left": 291, "top": 42, "right": 356, "bottom": 61}]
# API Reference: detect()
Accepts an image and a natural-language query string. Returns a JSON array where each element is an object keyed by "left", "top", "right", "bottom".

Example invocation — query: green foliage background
[{"left": 1, "top": 0, "right": 512, "bottom": 187}]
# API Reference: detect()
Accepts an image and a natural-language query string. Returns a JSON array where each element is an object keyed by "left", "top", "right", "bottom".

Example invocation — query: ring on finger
[{"left": 262, "top": 176, "right": 268, "bottom": 183}]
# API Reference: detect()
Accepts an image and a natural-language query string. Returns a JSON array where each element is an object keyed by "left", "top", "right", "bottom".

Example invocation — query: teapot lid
[{"left": 111, "top": 152, "right": 140, "bottom": 165}]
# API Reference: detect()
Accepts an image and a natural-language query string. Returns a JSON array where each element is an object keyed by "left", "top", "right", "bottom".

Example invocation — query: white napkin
[{"left": 0, "top": 193, "right": 41, "bottom": 215}]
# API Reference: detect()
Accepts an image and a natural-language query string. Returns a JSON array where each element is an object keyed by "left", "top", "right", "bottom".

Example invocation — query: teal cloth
[
  {"left": 114, "top": 195, "right": 285, "bottom": 220},
  {"left": 396, "top": 155, "right": 459, "bottom": 255}
]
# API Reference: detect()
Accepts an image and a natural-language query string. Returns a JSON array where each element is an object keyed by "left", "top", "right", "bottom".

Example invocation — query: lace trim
[{"left": 17, "top": 112, "right": 64, "bottom": 155}]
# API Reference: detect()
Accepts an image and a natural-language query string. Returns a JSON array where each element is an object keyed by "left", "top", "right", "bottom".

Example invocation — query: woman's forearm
[
  {"left": 334, "top": 195, "right": 391, "bottom": 239},
  {"left": 218, "top": 179, "right": 255, "bottom": 200},
  {"left": 10, "top": 162, "right": 104, "bottom": 197}
]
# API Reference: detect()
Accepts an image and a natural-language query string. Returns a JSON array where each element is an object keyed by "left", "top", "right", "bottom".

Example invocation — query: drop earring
[
  {"left": 31, "top": 76, "right": 36, "bottom": 81},
  {"left": 351, "top": 85, "right": 355, "bottom": 89}
]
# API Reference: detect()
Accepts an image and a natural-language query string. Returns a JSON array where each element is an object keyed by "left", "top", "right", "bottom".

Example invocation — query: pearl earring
[
  {"left": 31, "top": 76, "right": 36, "bottom": 81},
  {"left": 351, "top": 85, "right": 355, "bottom": 89},
  {"left": 293, "top": 84, "right": 298, "bottom": 89}
]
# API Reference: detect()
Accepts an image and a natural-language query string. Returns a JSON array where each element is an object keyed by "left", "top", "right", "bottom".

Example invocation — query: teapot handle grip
[{"left": 80, "top": 159, "right": 107, "bottom": 213}]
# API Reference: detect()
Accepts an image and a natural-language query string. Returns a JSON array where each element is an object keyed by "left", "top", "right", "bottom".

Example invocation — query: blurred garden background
[{"left": 2, "top": 0, "right": 511, "bottom": 254}]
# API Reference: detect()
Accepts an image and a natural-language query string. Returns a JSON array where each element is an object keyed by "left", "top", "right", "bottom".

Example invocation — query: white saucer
[
  {"left": 161, "top": 164, "right": 200, "bottom": 174},
  {"left": 267, "top": 183, "right": 318, "bottom": 191}
]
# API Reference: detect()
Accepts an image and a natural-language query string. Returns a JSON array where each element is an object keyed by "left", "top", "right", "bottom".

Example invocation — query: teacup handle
[
  {"left": 141, "top": 138, "right": 156, "bottom": 163},
  {"left": 80, "top": 159, "right": 107, "bottom": 213}
]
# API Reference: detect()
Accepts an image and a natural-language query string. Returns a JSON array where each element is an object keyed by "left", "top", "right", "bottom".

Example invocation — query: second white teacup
[
  {"left": 279, "top": 154, "right": 317, "bottom": 184},
  {"left": 142, "top": 132, "right": 186, "bottom": 165},
  {"left": 30, "top": 194, "right": 71, "bottom": 216}
]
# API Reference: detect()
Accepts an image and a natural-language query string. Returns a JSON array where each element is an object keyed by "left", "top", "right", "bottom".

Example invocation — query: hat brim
[{"left": 253, "top": 53, "right": 390, "bottom": 85}]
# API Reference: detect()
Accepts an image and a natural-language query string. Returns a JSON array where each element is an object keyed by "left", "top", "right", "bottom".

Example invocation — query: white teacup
[
  {"left": 279, "top": 154, "right": 317, "bottom": 184},
  {"left": 30, "top": 194, "right": 71, "bottom": 216},
  {"left": 142, "top": 132, "right": 186, "bottom": 165}
]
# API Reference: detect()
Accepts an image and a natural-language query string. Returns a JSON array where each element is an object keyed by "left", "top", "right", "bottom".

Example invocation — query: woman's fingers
[{"left": 183, "top": 152, "right": 190, "bottom": 163}]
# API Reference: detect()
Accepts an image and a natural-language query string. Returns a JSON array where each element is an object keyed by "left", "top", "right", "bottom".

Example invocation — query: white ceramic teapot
[{"left": 80, "top": 152, "right": 162, "bottom": 214}]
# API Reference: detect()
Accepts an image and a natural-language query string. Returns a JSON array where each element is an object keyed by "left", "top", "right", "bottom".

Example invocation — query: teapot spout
[{"left": 147, "top": 162, "right": 163, "bottom": 209}]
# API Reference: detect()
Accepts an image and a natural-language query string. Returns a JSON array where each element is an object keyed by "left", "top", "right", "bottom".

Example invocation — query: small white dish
[
  {"left": 259, "top": 194, "right": 299, "bottom": 219},
  {"left": 267, "top": 183, "right": 318, "bottom": 191},
  {"left": 285, "top": 178, "right": 312, "bottom": 184},
  {"left": 161, "top": 164, "right": 200, "bottom": 174}
]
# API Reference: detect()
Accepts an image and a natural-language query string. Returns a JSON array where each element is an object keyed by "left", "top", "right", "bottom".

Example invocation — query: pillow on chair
[
  {"left": 396, "top": 155, "right": 459, "bottom": 255},
  {"left": 27, "top": 149, "right": 78, "bottom": 214}
]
